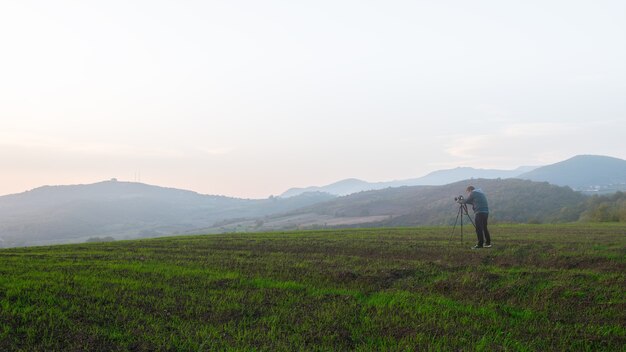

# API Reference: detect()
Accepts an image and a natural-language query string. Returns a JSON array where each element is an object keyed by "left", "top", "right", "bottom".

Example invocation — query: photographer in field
[{"left": 459, "top": 186, "right": 491, "bottom": 249}]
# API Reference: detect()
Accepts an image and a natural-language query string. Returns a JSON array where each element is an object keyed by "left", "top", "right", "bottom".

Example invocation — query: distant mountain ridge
[
  {"left": 281, "top": 155, "right": 626, "bottom": 197},
  {"left": 280, "top": 178, "right": 372, "bottom": 198},
  {"left": 281, "top": 166, "right": 536, "bottom": 197}
]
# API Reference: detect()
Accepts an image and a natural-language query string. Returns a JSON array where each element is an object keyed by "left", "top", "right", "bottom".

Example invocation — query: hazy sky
[{"left": 1, "top": 0, "right": 625, "bottom": 198}]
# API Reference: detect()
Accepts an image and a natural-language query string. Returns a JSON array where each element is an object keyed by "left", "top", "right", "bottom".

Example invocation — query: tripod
[{"left": 448, "top": 202, "right": 476, "bottom": 244}]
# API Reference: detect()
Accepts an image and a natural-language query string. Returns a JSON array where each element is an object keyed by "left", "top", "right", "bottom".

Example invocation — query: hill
[
  {"left": 216, "top": 179, "right": 587, "bottom": 232},
  {"left": 1, "top": 225, "right": 623, "bottom": 350},
  {"left": 518, "top": 155, "right": 626, "bottom": 193},
  {"left": 0, "top": 180, "right": 335, "bottom": 247},
  {"left": 281, "top": 178, "right": 374, "bottom": 197}
]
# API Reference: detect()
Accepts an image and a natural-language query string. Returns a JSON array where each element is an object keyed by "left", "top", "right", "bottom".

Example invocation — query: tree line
[{"left": 580, "top": 191, "right": 626, "bottom": 222}]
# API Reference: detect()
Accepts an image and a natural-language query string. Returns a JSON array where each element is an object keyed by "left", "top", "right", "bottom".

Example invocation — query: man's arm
[{"left": 463, "top": 191, "right": 475, "bottom": 205}]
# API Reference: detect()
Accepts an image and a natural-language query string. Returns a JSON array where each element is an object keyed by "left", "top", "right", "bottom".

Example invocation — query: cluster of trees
[{"left": 580, "top": 192, "right": 626, "bottom": 222}]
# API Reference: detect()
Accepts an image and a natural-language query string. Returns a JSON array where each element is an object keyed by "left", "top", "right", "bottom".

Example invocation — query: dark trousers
[{"left": 474, "top": 212, "right": 491, "bottom": 246}]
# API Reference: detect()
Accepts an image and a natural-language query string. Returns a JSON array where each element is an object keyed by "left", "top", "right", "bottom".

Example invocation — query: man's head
[{"left": 466, "top": 185, "right": 475, "bottom": 193}]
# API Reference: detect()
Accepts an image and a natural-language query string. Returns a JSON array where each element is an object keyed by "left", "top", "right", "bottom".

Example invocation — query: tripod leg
[
  {"left": 459, "top": 206, "right": 464, "bottom": 244},
  {"left": 448, "top": 205, "right": 463, "bottom": 243},
  {"left": 465, "top": 212, "right": 476, "bottom": 228}
]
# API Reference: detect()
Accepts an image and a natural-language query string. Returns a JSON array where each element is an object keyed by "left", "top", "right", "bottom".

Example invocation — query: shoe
[
  {"left": 484, "top": 244, "right": 492, "bottom": 248},
  {"left": 471, "top": 244, "right": 483, "bottom": 249}
]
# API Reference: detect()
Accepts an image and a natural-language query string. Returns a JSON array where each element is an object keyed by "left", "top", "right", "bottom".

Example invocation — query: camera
[{"left": 454, "top": 195, "right": 464, "bottom": 203}]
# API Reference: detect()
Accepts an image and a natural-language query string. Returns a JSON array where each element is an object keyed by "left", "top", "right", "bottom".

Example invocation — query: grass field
[{"left": 0, "top": 223, "right": 624, "bottom": 351}]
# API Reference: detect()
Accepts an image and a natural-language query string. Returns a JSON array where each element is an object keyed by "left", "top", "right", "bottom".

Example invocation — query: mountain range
[
  {"left": 280, "top": 166, "right": 537, "bottom": 197},
  {"left": 281, "top": 155, "right": 626, "bottom": 197},
  {"left": 1, "top": 154, "right": 624, "bottom": 247}
]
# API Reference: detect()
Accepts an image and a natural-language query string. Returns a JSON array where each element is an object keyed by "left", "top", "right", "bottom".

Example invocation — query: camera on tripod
[{"left": 449, "top": 193, "right": 475, "bottom": 244}]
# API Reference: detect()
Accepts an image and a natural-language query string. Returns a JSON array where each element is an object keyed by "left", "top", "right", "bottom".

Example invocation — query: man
[{"left": 461, "top": 185, "right": 491, "bottom": 249}]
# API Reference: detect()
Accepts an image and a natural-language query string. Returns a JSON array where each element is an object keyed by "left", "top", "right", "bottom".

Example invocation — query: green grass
[{"left": 0, "top": 223, "right": 624, "bottom": 351}]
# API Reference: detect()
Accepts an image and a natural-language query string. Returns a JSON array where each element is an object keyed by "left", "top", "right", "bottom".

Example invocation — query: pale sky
[{"left": 1, "top": 0, "right": 625, "bottom": 198}]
